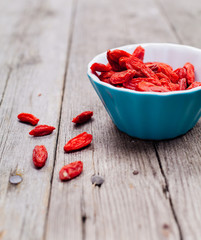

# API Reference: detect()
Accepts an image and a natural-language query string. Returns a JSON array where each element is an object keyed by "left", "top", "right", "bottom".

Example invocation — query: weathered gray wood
[
  {"left": 45, "top": 0, "right": 182, "bottom": 239},
  {"left": 153, "top": 1, "right": 201, "bottom": 239},
  {"left": 0, "top": 0, "right": 74, "bottom": 239}
]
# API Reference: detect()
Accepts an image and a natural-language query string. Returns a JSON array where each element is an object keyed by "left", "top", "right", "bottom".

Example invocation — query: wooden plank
[
  {"left": 153, "top": 1, "right": 201, "bottom": 238},
  {"left": 45, "top": 0, "right": 182, "bottom": 239},
  {"left": 0, "top": 0, "right": 74, "bottom": 239},
  {"left": 155, "top": 0, "right": 201, "bottom": 47}
]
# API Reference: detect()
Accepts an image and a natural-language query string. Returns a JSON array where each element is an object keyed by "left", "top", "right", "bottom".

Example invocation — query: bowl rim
[{"left": 87, "top": 43, "right": 201, "bottom": 96}]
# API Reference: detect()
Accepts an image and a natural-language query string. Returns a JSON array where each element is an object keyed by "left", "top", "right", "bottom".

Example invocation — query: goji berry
[
  {"left": 119, "top": 57, "right": 129, "bottom": 69},
  {"left": 109, "top": 49, "right": 131, "bottom": 62},
  {"left": 123, "top": 78, "right": 142, "bottom": 90},
  {"left": 59, "top": 161, "right": 83, "bottom": 181},
  {"left": 107, "top": 50, "right": 131, "bottom": 71},
  {"left": 72, "top": 111, "right": 93, "bottom": 124},
  {"left": 29, "top": 125, "right": 55, "bottom": 136},
  {"left": 132, "top": 45, "right": 145, "bottom": 61},
  {"left": 174, "top": 67, "right": 187, "bottom": 79},
  {"left": 156, "top": 72, "right": 170, "bottom": 80},
  {"left": 99, "top": 70, "right": 115, "bottom": 81},
  {"left": 64, "top": 132, "right": 92, "bottom": 152},
  {"left": 178, "top": 78, "right": 187, "bottom": 90},
  {"left": 187, "top": 82, "right": 201, "bottom": 90},
  {"left": 18, "top": 113, "right": 39, "bottom": 126},
  {"left": 110, "top": 69, "right": 136, "bottom": 85},
  {"left": 33, "top": 145, "right": 48, "bottom": 168},
  {"left": 145, "top": 63, "right": 159, "bottom": 72},
  {"left": 184, "top": 62, "right": 195, "bottom": 85},
  {"left": 159, "top": 66, "right": 179, "bottom": 83},
  {"left": 126, "top": 56, "right": 158, "bottom": 80},
  {"left": 136, "top": 81, "right": 169, "bottom": 92},
  {"left": 90, "top": 63, "right": 111, "bottom": 73}
]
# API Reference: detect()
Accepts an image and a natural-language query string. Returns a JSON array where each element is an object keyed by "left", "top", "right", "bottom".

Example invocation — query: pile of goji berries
[
  {"left": 18, "top": 111, "right": 93, "bottom": 181},
  {"left": 91, "top": 46, "right": 201, "bottom": 92}
]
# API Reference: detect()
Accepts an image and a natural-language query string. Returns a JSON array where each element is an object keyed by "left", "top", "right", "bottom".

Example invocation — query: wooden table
[{"left": 0, "top": 0, "right": 201, "bottom": 239}]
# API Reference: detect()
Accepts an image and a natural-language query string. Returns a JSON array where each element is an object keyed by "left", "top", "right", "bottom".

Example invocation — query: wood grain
[
  {"left": 45, "top": 0, "right": 182, "bottom": 239},
  {"left": 0, "top": 0, "right": 74, "bottom": 239}
]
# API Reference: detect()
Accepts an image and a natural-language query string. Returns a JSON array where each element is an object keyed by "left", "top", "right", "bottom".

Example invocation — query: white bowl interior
[{"left": 88, "top": 43, "right": 201, "bottom": 86}]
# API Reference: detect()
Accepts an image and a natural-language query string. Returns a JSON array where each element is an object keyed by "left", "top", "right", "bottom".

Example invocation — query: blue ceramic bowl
[{"left": 87, "top": 43, "right": 201, "bottom": 140}]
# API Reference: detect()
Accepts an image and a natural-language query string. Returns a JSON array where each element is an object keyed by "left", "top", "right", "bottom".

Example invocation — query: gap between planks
[
  {"left": 43, "top": 0, "right": 78, "bottom": 239},
  {"left": 153, "top": 143, "right": 183, "bottom": 240}
]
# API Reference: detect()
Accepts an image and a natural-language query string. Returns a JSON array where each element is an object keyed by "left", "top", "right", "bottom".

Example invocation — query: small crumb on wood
[
  {"left": 129, "top": 183, "right": 134, "bottom": 189},
  {"left": 91, "top": 175, "right": 104, "bottom": 187},
  {"left": 133, "top": 170, "right": 139, "bottom": 175},
  {"left": 9, "top": 175, "right": 23, "bottom": 185},
  {"left": 162, "top": 223, "right": 170, "bottom": 237},
  {"left": 163, "top": 223, "right": 170, "bottom": 229}
]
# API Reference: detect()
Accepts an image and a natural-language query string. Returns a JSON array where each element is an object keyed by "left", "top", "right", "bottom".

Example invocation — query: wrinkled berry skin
[
  {"left": 18, "top": 113, "right": 39, "bottom": 126},
  {"left": 59, "top": 161, "right": 83, "bottom": 181},
  {"left": 64, "top": 132, "right": 92, "bottom": 152},
  {"left": 29, "top": 125, "right": 55, "bottom": 136},
  {"left": 72, "top": 111, "right": 93, "bottom": 124},
  {"left": 33, "top": 145, "right": 48, "bottom": 168}
]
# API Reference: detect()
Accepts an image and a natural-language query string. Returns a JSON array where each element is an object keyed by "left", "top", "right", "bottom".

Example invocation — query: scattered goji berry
[
  {"left": 110, "top": 69, "right": 136, "bottom": 84},
  {"left": 184, "top": 62, "right": 195, "bottom": 85},
  {"left": 64, "top": 132, "right": 93, "bottom": 152},
  {"left": 33, "top": 145, "right": 48, "bottom": 168},
  {"left": 132, "top": 45, "right": 145, "bottom": 61},
  {"left": 72, "top": 111, "right": 93, "bottom": 124},
  {"left": 59, "top": 161, "right": 83, "bottom": 181},
  {"left": 29, "top": 125, "right": 55, "bottom": 136},
  {"left": 18, "top": 113, "right": 39, "bottom": 126}
]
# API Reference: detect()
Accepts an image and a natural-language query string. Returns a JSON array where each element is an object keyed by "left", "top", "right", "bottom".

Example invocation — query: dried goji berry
[
  {"left": 18, "top": 113, "right": 39, "bottom": 126},
  {"left": 136, "top": 81, "right": 169, "bottom": 92},
  {"left": 107, "top": 50, "right": 131, "bottom": 71},
  {"left": 29, "top": 125, "right": 55, "bottom": 136},
  {"left": 132, "top": 46, "right": 145, "bottom": 61},
  {"left": 110, "top": 69, "right": 136, "bottom": 85},
  {"left": 174, "top": 67, "right": 187, "bottom": 79},
  {"left": 184, "top": 62, "right": 195, "bottom": 85},
  {"left": 156, "top": 72, "right": 170, "bottom": 80},
  {"left": 90, "top": 63, "right": 111, "bottom": 73},
  {"left": 123, "top": 78, "right": 142, "bottom": 90},
  {"left": 159, "top": 66, "right": 179, "bottom": 83},
  {"left": 109, "top": 49, "right": 131, "bottom": 61},
  {"left": 187, "top": 82, "right": 201, "bottom": 90},
  {"left": 126, "top": 56, "right": 158, "bottom": 80},
  {"left": 145, "top": 63, "right": 159, "bottom": 72},
  {"left": 59, "top": 161, "right": 83, "bottom": 181},
  {"left": 119, "top": 56, "right": 129, "bottom": 69},
  {"left": 64, "top": 132, "right": 92, "bottom": 152},
  {"left": 72, "top": 111, "right": 93, "bottom": 124},
  {"left": 178, "top": 78, "right": 187, "bottom": 90},
  {"left": 33, "top": 145, "right": 48, "bottom": 168}
]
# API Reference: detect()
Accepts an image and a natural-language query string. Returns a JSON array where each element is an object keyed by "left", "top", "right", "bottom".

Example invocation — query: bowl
[{"left": 87, "top": 43, "right": 201, "bottom": 140}]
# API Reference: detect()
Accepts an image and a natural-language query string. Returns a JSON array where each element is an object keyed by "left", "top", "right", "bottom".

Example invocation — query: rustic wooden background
[{"left": 0, "top": 0, "right": 201, "bottom": 239}]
